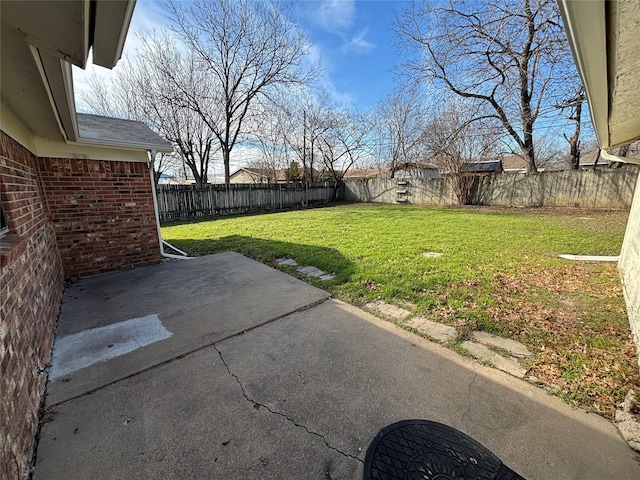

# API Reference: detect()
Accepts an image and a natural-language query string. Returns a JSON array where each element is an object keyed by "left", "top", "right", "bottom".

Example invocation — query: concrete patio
[{"left": 34, "top": 252, "right": 639, "bottom": 479}]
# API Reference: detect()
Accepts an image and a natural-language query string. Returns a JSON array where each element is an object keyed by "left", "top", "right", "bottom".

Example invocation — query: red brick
[
  {"left": 1, "top": 131, "right": 162, "bottom": 477},
  {"left": 1, "top": 132, "right": 63, "bottom": 479}
]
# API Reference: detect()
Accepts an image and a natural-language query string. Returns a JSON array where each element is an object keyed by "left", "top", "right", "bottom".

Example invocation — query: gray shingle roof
[
  {"left": 463, "top": 160, "right": 503, "bottom": 173},
  {"left": 77, "top": 114, "right": 172, "bottom": 151}
]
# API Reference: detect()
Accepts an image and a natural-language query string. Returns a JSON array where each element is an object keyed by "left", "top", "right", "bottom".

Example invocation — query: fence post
[{"left": 208, "top": 184, "right": 215, "bottom": 216}]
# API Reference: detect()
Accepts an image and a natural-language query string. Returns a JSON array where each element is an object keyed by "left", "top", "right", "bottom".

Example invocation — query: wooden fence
[
  {"left": 344, "top": 167, "right": 639, "bottom": 210},
  {"left": 156, "top": 182, "right": 337, "bottom": 221}
]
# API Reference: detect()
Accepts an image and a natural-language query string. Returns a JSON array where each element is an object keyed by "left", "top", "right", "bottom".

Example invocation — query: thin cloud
[
  {"left": 342, "top": 28, "right": 375, "bottom": 54},
  {"left": 314, "top": 0, "right": 355, "bottom": 32}
]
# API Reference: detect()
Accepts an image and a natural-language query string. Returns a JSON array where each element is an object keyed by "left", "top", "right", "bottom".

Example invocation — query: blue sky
[{"left": 74, "top": 0, "right": 404, "bottom": 112}]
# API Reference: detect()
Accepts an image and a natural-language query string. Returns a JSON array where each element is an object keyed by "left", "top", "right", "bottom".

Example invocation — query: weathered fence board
[
  {"left": 156, "top": 183, "right": 336, "bottom": 221},
  {"left": 344, "top": 167, "right": 639, "bottom": 210}
]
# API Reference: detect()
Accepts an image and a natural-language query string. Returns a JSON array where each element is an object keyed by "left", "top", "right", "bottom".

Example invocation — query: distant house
[
  {"left": 579, "top": 145, "right": 640, "bottom": 169},
  {"left": 462, "top": 160, "right": 504, "bottom": 175},
  {"left": 395, "top": 162, "right": 439, "bottom": 179},
  {"left": 342, "top": 167, "right": 390, "bottom": 179},
  {"left": 229, "top": 166, "right": 322, "bottom": 183},
  {"left": 229, "top": 168, "right": 281, "bottom": 183},
  {"left": 502, "top": 155, "right": 529, "bottom": 173}
]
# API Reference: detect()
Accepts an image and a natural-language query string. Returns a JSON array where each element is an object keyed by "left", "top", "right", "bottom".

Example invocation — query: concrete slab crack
[
  {"left": 462, "top": 370, "right": 479, "bottom": 432},
  {"left": 213, "top": 344, "right": 363, "bottom": 464}
]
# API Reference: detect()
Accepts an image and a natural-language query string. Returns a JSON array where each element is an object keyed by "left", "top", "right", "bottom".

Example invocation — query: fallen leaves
[{"left": 489, "top": 263, "right": 640, "bottom": 420}]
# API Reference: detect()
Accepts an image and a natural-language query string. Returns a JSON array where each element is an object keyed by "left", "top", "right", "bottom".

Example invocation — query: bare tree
[
  {"left": 136, "top": 35, "right": 220, "bottom": 184},
  {"left": 166, "top": 0, "right": 314, "bottom": 184},
  {"left": 274, "top": 90, "right": 336, "bottom": 183},
  {"left": 532, "top": 134, "right": 564, "bottom": 171},
  {"left": 81, "top": 40, "right": 219, "bottom": 184},
  {"left": 395, "top": 0, "right": 573, "bottom": 172},
  {"left": 423, "top": 101, "right": 498, "bottom": 204},
  {"left": 245, "top": 94, "right": 296, "bottom": 182},
  {"left": 81, "top": 68, "right": 183, "bottom": 184},
  {"left": 372, "top": 87, "right": 426, "bottom": 178},
  {"left": 556, "top": 88, "right": 585, "bottom": 169},
  {"left": 317, "top": 109, "right": 370, "bottom": 197}
]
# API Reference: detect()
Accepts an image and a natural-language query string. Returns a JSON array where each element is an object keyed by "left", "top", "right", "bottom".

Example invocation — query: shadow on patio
[{"left": 34, "top": 253, "right": 640, "bottom": 479}]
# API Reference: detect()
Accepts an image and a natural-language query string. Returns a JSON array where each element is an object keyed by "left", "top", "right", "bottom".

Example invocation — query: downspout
[
  {"left": 148, "top": 149, "right": 193, "bottom": 260},
  {"left": 600, "top": 149, "right": 640, "bottom": 166}
]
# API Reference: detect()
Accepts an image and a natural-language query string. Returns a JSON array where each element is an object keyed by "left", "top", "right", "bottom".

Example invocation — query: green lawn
[{"left": 162, "top": 203, "right": 639, "bottom": 418}]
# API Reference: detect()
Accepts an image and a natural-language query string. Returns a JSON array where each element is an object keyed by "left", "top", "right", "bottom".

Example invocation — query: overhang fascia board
[
  {"left": 74, "top": 136, "right": 174, "bottom": 154},
  {"left": 62, "top": 62, "right": 81, "bottom": 143},
  {"left": 28, "top": 46, "right": 72, "bottom": 142},
  {"left": 33, "top": 137, "right": 151, "bottom": 162},
  {"left": 92, "top": 0, "right": 137, "bottom": 68},
  {"left": 3, "top": 0, "right": 92, "bottom": 69},
  {"left": 558, "top": 0, "right": 611, "bottom": 149}
]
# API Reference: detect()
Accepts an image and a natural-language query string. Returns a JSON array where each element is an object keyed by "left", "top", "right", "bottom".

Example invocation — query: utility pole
[{"left": 303, "top": 109, "right": 307, "bottom": 182}]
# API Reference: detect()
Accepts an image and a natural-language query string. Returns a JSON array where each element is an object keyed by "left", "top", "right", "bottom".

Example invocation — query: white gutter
[
  {"left": 148, "top": 149, "right": 193, "bottom": 260},
  {"left": 77, "top": 135, "right": 172, "bottom": 153}
]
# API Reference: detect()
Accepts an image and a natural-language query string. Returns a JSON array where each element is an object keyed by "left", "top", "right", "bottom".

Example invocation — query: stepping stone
[
  {"left": 276, "top": 258, "right": 298, "bottom": 266},
  {"left": 365, "top": 301, "right": 411, "bottom": 320},
  {"left": 276, "top": 259, "right": 334, "bottom": 282},
  {"left": 296, "top": 266, "right": 325, "bottom": 277},
  {"left": 422, "top": 252, "right": 443, "bottom": 259},
  {"left": 406, "top": 317, "right": 457, "bottom": 342},
  {"left": 290, "top": 265, "right": 335, "bottom": 282},
  {"left": 471, "top": 331, "right": 532, "bottom": 358},
  {"left": 461, "top": 341, "right": 527, "bottom": 378}
]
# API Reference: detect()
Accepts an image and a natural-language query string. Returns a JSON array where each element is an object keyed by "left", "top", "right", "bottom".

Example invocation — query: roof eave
[
  {"left": 558, "top": 0, "right": 611, "bottom": 149},
  {"left": 92, "top": 0, "right": 137, "bottom": 68},
  {"left": 75, "top": 136, "right": 173, "bottom": 154}
]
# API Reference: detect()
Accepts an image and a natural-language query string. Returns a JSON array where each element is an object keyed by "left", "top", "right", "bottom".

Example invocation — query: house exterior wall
[
  {"left": 0, "top": 131, "right": 64, "bottom": 480},
  {"left": 38, "top": 158, "right": 162, "bottom": 279},
  {"left": 619, "top": 173, "right": 640, "bottom": 368},
  {"left": 395, "top": 168, "right": 439, "bottom": 179}
]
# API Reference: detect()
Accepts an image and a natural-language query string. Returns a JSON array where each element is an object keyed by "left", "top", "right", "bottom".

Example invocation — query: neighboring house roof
[
  {"left": 1, "top": 1, "right": 135, "bottom": 144},
  {"left": 462, "top": 160, "right": 503, "bottom": 174},
  {"left": 397, "top": 162, "right": 439, "bottom": 171},
  {"left": 230, "top": 166, "right": 322, "bottom": 182},
  {"left": 502, "top": 155, "right": 529, "bottom": 172},
  {"left": 343, "top": 168, "right": 389, "bottom": 179},
  {"left": 230, "top": 168, "right": 284, "bottom": 182},
  {"left": 77, "top": 114, "right": 172, "bottom": 152}
]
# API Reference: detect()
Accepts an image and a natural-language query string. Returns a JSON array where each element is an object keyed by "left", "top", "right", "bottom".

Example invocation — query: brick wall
[
  {"left": 38, "top": 158, "right": 162, "bottom": 279},
  {"left": 0, "top": 132, "right": 64, "bottom": 479}
]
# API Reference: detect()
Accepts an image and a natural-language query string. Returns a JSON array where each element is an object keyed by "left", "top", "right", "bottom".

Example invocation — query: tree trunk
[
  {"left": 223, "top": 146, "right": 231, "bottom": 185},
  {"left": 522, "top": 128, "right": 537, "bottom": 173}
]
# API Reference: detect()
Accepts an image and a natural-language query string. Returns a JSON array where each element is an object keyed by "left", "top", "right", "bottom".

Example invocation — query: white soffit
[
  {"left": 558, "top": 0, "right": 609, "bottom": 148},
  {"left": 559, "top": 0, "right": 640, "bottom": 149},
  {"left": 92, "top": 0, "right": 137, "bottom": 69},
  {"left": 1, "top": 0, "right": 136, "bottom": 144}
]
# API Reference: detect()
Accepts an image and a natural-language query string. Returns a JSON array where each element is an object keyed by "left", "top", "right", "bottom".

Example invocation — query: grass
[{"left": 162, "top": 203, "right": 639, "bottom": 419}]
